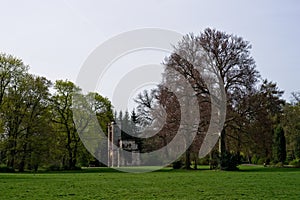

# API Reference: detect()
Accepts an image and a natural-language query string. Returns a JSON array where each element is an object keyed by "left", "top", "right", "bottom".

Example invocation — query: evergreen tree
[
  {"left": 273, "top": 125, "right": 287, "bottom": 163},
  {"left": 131, "top": 109, "right": 139, "bottom": 137}
]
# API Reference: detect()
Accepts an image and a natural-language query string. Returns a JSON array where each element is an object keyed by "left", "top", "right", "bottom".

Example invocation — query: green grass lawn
[{"left": 0, "top": 165, "right": 299, "bottom": 200}]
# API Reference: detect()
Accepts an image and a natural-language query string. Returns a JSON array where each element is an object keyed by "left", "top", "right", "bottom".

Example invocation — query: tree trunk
[
  {"left": 193, "top": 156, "right": 198, "bottom": 170},
  {"left": 7, "top": 140, "right": 17, "bottom": 170},
  {"left": 209, "top": 151, "right": 213, "bottom": 170},
  {"left": 19, "top": 129, "right": 29, "bottom": 172},
  {"left": 68, "top": 150, "right": 73, "bottom": 169},
  {"left": 7, "top": 152, "right": 15, "bottom": 169},
  {"left": 219, "top": 128, "right": 226, "bottom": 169},
  {"left": 237, "top": 134, "right": 241, "bottom": 164},
  {"left": 184, "top": 147, "right": 191, "bottom": 170},
  {"left": 19, "top": 159, "right": 25, "bottom": 172}
]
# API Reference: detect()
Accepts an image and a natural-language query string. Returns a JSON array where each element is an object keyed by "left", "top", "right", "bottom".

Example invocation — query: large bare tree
[{"left": 136, "top": 28, "right": 260, "bottom": 169}]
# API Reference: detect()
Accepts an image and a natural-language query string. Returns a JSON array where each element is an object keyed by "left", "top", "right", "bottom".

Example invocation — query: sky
[{"left": 1, "top": 0, "right": 300, "bottom": 105}]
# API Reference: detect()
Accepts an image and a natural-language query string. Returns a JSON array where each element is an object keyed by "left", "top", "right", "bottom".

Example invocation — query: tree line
[
  {"left": 0, "top": 53, "right": 114, "bottom": 171},
  {"left": 1, "top": 27, "right": 299, "bottom": 172}
]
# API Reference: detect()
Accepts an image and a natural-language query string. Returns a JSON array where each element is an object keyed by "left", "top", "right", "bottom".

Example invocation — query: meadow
[{"left": 0, "top": 165, "right": 299, "bottom": 200}]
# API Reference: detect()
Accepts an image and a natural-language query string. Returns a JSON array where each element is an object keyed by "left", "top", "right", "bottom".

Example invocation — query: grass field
[{"left": 0, "top": 165, "right": 300, "bottom": 200}]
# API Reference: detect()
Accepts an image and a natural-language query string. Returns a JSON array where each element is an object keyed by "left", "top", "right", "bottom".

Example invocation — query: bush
[
  {"left": 265, "top": 158, "right": 271, "bottom": 165},
  {"left": 251, "top": 155, "right": 259, "bottom": 164},
  {"left": 46, "top": 164, "right": 62, "bottom": 171},
  {"left": 289, "top": 159, "right": 300, "bottom": 167},
  {"left": 0, "top": 165, "right": 15, "bottom": 173},
  {"left": 172, "top": 160, "right": 183, "bottom": 169},
  {"left": 72, "top": 166, "right": 82, "bottom": 170},
  {"left": 270, "top": 160, "right": 277, "bottom": 165},
  {"left": 208, "top": 150, "right": 220, "bottom": 170},
  {"left": 198, "top": 157, "right": 210, "bottom": 165},
  {"left": 257, "top": 158, "right": 265, "bottom": 165},
  {"left": 221, "top": 152, "right": 239, "bottom": 171},
  {"left": 46, "top": 164, "right": 82, "bottom": 171},
  {"left": 275, "top": 162, "right": 284, "bottom": 167},
  {"left": 209, "top": 158, "right": 219, "bottom": 170}
]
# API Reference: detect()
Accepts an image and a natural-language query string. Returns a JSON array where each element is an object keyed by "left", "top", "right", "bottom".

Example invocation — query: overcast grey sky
[{"left": 1, "top": 0, "right": 299, "bottom": 102}]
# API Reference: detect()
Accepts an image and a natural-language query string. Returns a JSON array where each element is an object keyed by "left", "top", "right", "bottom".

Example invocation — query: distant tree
[
  {"left": 198, "top": 28, "right": 259, "bottom": 169},
  {"left": 296, "top": 137, "right": 300, "bottom": 160},
  {"left": 135, "top": 88, "right": 180, "bottom": 156},
  {"left": 272, "top": 125, "right": 286, "bottom": 163},
  {"left": 0, "top": 54, "right": 29, "bottom": 167},
  {"left": 51, "top": 80, "right": 81, "bottom": 169},
  {"left": 282, "top": 92, "right": 300, "bottom": 160},
  {"left": 161, "top": 28, "right": 259, "bottom": 170},
  {"left": 131, "top": 109, "right": 138, "bottom": 124},
  {"left": 1, "top": 73, "right": 52, "bottom": 171},
  {"left": 115, "top": 110, "right": 137, "bottom": 140},
  {"left": 0, "top": 53, "right": 29, "bottom": 107},
  {"left": 117, "top": 110, "right": 123, "bottom": 123},
  {"left": 52, "top": 81, "right": 113, "bottom": 169},
  {"left": 88, "top": 92, "right": 114, "bottom": 132},
  {"left": 0, "top": 53, "right": 55, "bottom": 171},
  {"left": 228, "top": 80, "right": 285, "bottom": 163},
  {"left": 130, "top": 109, "right": 139, "bottom": 137},
  {"left": 135, "top": 90, "right": 158, "bottom": 127},
  {"left": 291, "top": 92, "right": 300, "bottom": 103},
  {"left": 121, "top": 110, "right": 131, "bottom": 139},
  {"left": 16, "top": 75, "right": 52, "bottom": 172},
  {"left": 73, "top": 92, "right": 114, "bottom": 167}
]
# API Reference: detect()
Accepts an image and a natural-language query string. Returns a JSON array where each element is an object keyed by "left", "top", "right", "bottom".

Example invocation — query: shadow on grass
[
  {"left": 39, "top": 166, "right": 174, "bottom": 174},
  {"left": 43, "top": 166, "right": 211, "bottom": 174},
  {"left": 238, "top": 165, "right": 300, "bottom": 173},
  {"left": 3, "top": 164, "right": 299, "bottom": 174}
]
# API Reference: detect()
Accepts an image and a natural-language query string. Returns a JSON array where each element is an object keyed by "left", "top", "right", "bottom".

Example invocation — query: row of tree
[
  {"left": 1, "top": 28, "right": 299, "bottom": 171},
  {"left": 0, "top": 53, "right": 114, "bottom": 171},
  {"left": 134, "top": 28, "right": 300, "bottom": 170}
]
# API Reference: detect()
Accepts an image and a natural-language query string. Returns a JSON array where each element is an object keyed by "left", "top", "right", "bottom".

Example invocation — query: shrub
[
  {"left": 289, "top": 159, "right": 300, "bottom": 167},
  {"left": 272, "top": 125, "right": 287, "bottom": 163},
  {"left": 0, "top": 165, "right": 15, "bottom": 173},
  {"left": 265, "top": 158, "right": 271, "bottom": 165},
  {"left": 270, "top": 160, "right": 277, "bottom": 165},
  {"left": 251, "top": 155, "right": 259, "bottom": 164},
  {"left": 46, "top": 164, "right": 61, "bottom": 171},
  {"left": 172, "top": 160, "right": 183, "bottom": 169},
  {"left": 209, "top": 150, "right": 220, "bottom": 170},
  {"left": 198, "top": 157, "right": 210, "bottom": 165},
  {"left": 275, "top": 162, "right": 284, "bottom": 167},
  {"left": 221, "top": 152, "right": 239, "bottom": 171},
  {"left": 257, "top": 158, "right": 265, "bottom": 165}
]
